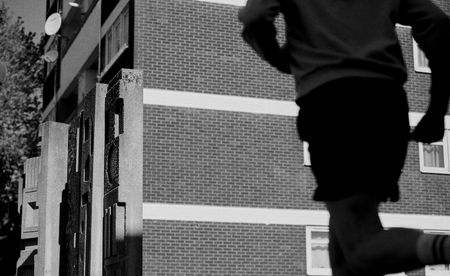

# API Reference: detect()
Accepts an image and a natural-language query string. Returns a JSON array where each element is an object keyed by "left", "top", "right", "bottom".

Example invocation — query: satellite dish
[
  {"left": 44, "top": 13, "right": 62, "bottom": 36},
  {"left": 0, "top": 62, "right": 6, "bottom": 84},
  {"left": 42, "top": 50, "right": 59, "bottom": 63}
]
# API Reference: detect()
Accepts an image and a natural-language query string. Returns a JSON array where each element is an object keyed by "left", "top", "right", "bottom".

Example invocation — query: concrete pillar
[
  {"left": 103, "top": 69, "right": 143, "bottom": 275},
  {"left": 36, "top": 122, "right": 69, "bottom": 276},
  {"left": 21, "top": 157, "right": 40, "bottom": 238},
  {"left": 118, "top": 69, "right": 143, "bottom": 276},
  {"left": 16, "top": 157, "right": 40, "bottom": 276},
  {"left": 89, "top": 83, "right": 107, "bottom": 275}
]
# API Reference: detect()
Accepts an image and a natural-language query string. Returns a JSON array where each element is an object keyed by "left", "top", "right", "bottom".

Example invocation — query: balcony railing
[{"left": 60, "top": 0, "right": 98, "bottom": 58}]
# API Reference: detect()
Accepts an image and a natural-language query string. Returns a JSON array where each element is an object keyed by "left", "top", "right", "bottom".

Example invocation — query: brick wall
[
  {"left": 143, "top": 105, "right": 321, "bottom": 209},
  {"left": 143, "top": 103, "right": 450, "bottom": 215},
  {"left": 136, "top": 0, "right": 450, "bottom": 275},
  {"left": 137, "top": 0, "right": 450, "bottom": 212},
  {"left": 382, "top": 142, "right": 450, "bottom": 215},
  {"left": 135, "top": 0, "right": 450, "bottom": 109},
  {"left": 134, "top": 0, "right": 294, "bottom": 100},
  {"left": 144, "top": 220, "right": 305, "bottom": 276},
  {"left": 397, "top": 25, "right": 432, "bottom": 113},
  {"left": 432, "top": 0, "right": 450, "bottom": 14},
  {"left": 400, "top": 0, "right": 450, "bottom": 113}
]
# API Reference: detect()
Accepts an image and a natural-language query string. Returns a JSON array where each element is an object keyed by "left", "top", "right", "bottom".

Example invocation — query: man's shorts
[{"left": 296, "top": 77, "right": 410, "bottom": 202}]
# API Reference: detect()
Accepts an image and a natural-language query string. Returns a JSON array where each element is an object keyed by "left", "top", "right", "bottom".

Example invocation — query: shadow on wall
[
  {"left": 16, "top": 249, "right": 37, "bottom": 276},
  {"left": 0, "top": 199, "right": 20, "bottom": 276}
]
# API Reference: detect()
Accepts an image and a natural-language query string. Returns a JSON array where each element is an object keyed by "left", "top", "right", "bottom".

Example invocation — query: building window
[
  {"left": 306, "top": 226, "right": 331, "bottom": 275},
  {"left": 304, "top": 142, "right": 311, "bottom": 166},
  {"left": 103, "top": 5, "right": 129, "bottom": 73},
  {"left": 427, "top": 264, "right": 450, "bottom": 276},
  {"left": 425, "top": 231, "right": 450, "bottom": 276},
  {"left": 419, "top": 131, "right": 450, "bottom": 174},
  {"left": 410, "top": 112, "right": 450, "bottom": 174},
  {"left": 106, "top": 31, "right": 113, "bottom": 64},
  {"left": 413, "top": 39, "right": 431, "bottom": 73},
  {"left": 305, "top": 226, "right": 407, "bottom": 276}
]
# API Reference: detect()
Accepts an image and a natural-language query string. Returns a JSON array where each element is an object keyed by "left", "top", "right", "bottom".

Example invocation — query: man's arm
[
  {"left": 238, "top": 0, "right": 290, "bottom": 74},
  {"left": 398, "top": 0, "right": 450, "bottom": 142}
]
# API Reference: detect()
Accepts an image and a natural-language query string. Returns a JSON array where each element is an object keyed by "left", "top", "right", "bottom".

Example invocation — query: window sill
[
  {"left": 414, "top": 67, "right": 431, "bottom": 74},
  {"left": 425, "top": 271, "right": 450, "bottom": 276},
  {"left": 420, "top": 169, "right": 450, "bottom": 175},
  {"left": 307, "top": 268, "right": 332, "bottom": 276}
]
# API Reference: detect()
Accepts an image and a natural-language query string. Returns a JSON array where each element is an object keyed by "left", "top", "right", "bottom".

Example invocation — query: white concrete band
[
  {"left": 143, "top": 88, "right": 450, "bottom": 128},
  {"left": 143, "top": 88, "right": 299, "bottom": 116},
  {"left": 144, "top": 203, "right": 329, "bottom": 226},
  {"left": 143, "top": 203, "right": 450, "bottom": 231},
  {"left": 197, "top": 0, "right": 245, "bottom": 6},
  {"left": 409, "top": 112, "right": 450, "bottom": 128}
]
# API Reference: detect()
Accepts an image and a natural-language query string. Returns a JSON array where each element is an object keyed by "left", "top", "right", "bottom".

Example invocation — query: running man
[{"left": 239, "top": 0, "right": 450, "bottom": 275}]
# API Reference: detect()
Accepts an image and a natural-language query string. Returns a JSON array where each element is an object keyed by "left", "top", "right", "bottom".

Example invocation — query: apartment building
[{"left": 25, "top": 0, "right": 450, "bottom": 275}]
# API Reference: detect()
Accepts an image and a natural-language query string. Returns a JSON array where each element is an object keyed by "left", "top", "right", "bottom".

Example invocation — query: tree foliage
[{"left": 0, "top": 3, "right": 44, "bottom": 196}]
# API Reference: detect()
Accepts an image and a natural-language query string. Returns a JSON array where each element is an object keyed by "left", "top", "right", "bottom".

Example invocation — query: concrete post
[
  {"left": 103, "top": 69, "right": 143, "bottom": 275},
  {"left": 119, "top": 69, "right": 143, "bottom": 276},
  {"left": 36, "top": 122, "right": 69, "bottom": 276},
  {"left": 89, "top": 83, "right": 107, "bottom": 275}
]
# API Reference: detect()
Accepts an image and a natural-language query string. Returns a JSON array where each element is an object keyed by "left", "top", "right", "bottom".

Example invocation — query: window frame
[
  {"left": 425, "top": 231, "right": 450, "bottom": 276},
  {"left": 413, "top": 39, "right": 431, "bottom": 74},
  {"left": 101, "top": 4, "right": 130, "bottom": 75},
  {"left": 302, "top": 113, "right": 450, "bottom": 174},
  {"left": 305, "top": 226, "right": 407, "bottom": 276},
  {"left": 303, "top": 141, "right": 311, "bottom": 166},
  {"left": 418, "top": 131, "right": 450, "bottom": 175},
  {"left": 306, "top": 226, "right": 331, "bottom": 276}
]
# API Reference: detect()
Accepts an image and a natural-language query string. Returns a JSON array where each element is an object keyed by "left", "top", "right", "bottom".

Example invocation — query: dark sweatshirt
[{"left": 238, "top": 0, "right": 450, "bottom": 104}]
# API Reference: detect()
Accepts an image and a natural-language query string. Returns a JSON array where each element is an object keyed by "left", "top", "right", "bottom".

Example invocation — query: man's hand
[
  {"left": 410, "top": 112, "right": 445, "bottom": 143},
  {"left": 240, "top": 21, "right": 290, "bottom": 74},
  {"left": 411, "top": 77, "right": 449, "bottom": 143}
]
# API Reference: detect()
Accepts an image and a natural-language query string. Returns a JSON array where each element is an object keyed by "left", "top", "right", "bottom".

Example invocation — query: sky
[{"left": 2, "top": 0, "right": 46, "bottom": 39}]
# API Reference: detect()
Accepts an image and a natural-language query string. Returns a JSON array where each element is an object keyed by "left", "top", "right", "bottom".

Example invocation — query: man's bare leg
[
  {"left": 326, "top": 193, "right": 425, "bottom": 275},
  {"left": 328, "top": 223, "right": 361, "bottom": 276}
]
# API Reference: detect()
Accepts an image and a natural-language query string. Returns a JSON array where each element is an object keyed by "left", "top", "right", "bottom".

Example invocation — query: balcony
[
  {"left": 60, "top": 0, "right": 98, "bottom": 57},
  {"left": 42, "top": 0, "right": 101, "bottom": 121}
]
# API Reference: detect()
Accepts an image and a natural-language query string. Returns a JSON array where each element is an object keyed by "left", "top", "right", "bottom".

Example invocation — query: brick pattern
[
  {"left": 144, "top": 104, "right": 450, "bottom": 215},
  {"left": 433, "top": 0, "right": 450, "bottom": 14},
  {"left": 135, "top": 0, "right": 450, "bottom": 114},
  {"left": 382, "top": 142, "right": 450, "bottom": 215},
  {"left": 137, "top": 0, "right": 450, "bottom": 214},
  {"left": 134, "top": 0, "right": 294, "bottom": 101},
  {"left": 143, "top": 105, "right": 322, "bottom": 210},
  {"left": 143, "top": 220, "right": 304, "bottom": 276},
  {"left": 143, "top": 220, "right": 431, "bottom": 276},
  {"left": 398, "top": 0, "right": 450, "bottom": 113},
  {"left": 397, "top": 26, "right": 432, "bottom": 114},
  {"left": 137, "top": 0, "right": 450, "bottom": 275}
]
